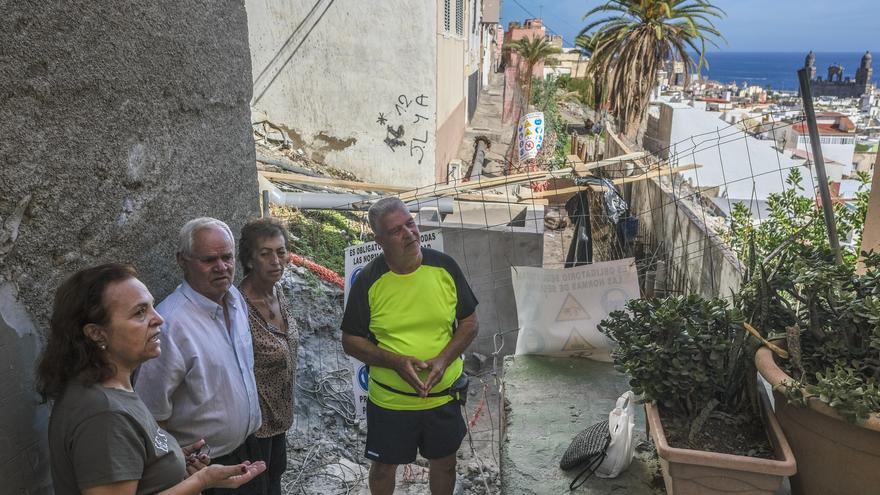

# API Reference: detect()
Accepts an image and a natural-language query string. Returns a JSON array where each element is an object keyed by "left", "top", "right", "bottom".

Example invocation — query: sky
[{"left": 501, "top": 0, "right": 879, "bottom": 52}]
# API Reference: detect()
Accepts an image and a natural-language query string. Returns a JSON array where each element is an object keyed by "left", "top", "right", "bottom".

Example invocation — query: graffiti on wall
[{"left": 377, "top": 93, "right": 431, "bottom": 165}]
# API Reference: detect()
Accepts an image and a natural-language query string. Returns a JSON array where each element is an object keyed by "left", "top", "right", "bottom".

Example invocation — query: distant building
[
  {"left": 481, "top": 0, "right": 502, "bottom": 88},
  {"left": 502, "top": 18, "right": 547, "bottom": 78},
  {"left": 696, "top": 97, "right": 734, "bottom": 112},
  {"left": 502, "top": 18, "right": 545, "bottom": 123},
  {"left": 665, "top": 60, "right": 686, "bottom": 88},
  {"left": 543, "top": 35, "right": 588, "bottom": 79},
  {"left": 804, "top": 51, "right": 874, "bottom": 98},
  {"left": 780, "top": 111, "right": 856, "bottom": 173}
]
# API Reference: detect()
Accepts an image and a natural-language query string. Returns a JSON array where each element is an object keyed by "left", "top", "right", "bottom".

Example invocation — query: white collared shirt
[{"left": 135, "top": 281, "right": 262, "bottom": 457}]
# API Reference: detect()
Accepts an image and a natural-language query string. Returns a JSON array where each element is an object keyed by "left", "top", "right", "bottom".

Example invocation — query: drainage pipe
[
  {"left": 274, "top": 192, "right": 454, "bottom": 213},
  {"left": 256, "top": 154, "right": 323, "bottom": 177},
  {"left": 466, "top": 136, "right": 492, "bottom": 181}
]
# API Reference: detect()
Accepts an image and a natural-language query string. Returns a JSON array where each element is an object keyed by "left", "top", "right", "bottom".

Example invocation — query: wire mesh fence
[{"left": 263, "top": 97, "right": 870, "bottom": 493}]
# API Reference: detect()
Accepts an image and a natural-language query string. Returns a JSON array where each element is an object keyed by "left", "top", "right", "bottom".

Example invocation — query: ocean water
[{"left": 696, "top": 52, "right": 877, "bottom": 91}]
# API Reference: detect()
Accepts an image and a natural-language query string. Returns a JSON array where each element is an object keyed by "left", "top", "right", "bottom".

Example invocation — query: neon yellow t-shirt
[{"left": 342, "top": 248, "right": 478, "bottom": 410}]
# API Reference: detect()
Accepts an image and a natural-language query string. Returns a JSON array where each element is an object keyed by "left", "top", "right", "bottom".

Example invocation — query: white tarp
[
  {"left": 517, "top": 111, "right": 545, "bottom": 161},
  {"left": 512, "top": 258, "right": 640, "bottom": 361},
  {"left": 343, "top": 230, "right": 444, "bottom": 418}
]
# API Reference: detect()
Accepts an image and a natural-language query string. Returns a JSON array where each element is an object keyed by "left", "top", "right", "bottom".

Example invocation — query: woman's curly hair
[{"left": 35, "top": 263, "right": 137, "bottom": 402}]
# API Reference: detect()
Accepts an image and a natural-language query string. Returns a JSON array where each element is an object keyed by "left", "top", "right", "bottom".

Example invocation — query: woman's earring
[{"left": 99, "top": 343, "right": 107, "bottom": 350}]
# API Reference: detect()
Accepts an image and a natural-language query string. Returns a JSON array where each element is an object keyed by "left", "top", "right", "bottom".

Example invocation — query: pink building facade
[
  {"left": 501, "top": 18, "right": 547, "bottom": 124},
  {"left": 503, "top": 18, "right": 547, "bottom": 79}
]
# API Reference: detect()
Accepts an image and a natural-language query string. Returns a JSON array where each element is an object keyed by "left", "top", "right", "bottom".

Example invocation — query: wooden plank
[
  {"left": 566, "top": 154, "right": 583, "bottom": 165},
  {"left": 606, "top": 163, "right": 700, "bottom": 186},
  {"left": 519, "top": 184, "right": 588, "bottom": 199},
  {"left": 573, "top": 151, "right": 651, "bottom": 175},
  {"left": 259, "top": 170, "right": 409, "bottom": 193},
  {"left": 396, "top": 168, "right": 570, "bottom": 202},
  {"left": 262, "top": 151, "right": 654, "bottom": 202},
  {"left": 522, "top": 164, "right": 701, "bottom": 199},
  {"left": 398, "top": 151, "right": 651, "bottom": 202},
  {"left": 454, "top": 192, "right": 548, "bottom": 205}
]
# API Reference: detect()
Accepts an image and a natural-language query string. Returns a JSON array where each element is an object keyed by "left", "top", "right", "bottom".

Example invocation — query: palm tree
[
  {"left": 510, "top": 36, "right": 561, "bottom": 107},
  {"left": 573, "top": 34, "right": 594, "bottom": 80},
  {"left": 580, "top": 0, "right": 724, "bottom": 137},
  {"left": 574, "top": 33, "right": 606, "bottom": 110}
]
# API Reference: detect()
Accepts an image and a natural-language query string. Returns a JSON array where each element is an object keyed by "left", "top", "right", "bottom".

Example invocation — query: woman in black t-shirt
[{"left": 36, "top": 263, "right": 267, "bottom": 495}]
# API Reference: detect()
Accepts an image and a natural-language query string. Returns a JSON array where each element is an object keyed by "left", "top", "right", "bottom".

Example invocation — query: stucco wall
[
  {"left": 0, "top": 2, "right": 258, "bottom": 492},
  {"left": 247, "top": 0, "right": 438, "bottom": 188},
  {"left": 436, "top": 13, "right": 467, "bottom": 184},
  {"left": 436, "top": 101, "right": 467, "bottom": 184}
]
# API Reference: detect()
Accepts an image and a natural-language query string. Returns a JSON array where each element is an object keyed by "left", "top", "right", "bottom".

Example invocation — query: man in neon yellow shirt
[{"left": 342, "top": 197, "right": 479, "bottom": 495}]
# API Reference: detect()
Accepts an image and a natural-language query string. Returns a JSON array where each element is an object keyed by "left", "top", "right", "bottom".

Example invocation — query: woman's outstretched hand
[{"left": 195, "top": 461, "right": 267, "bottom": 490}]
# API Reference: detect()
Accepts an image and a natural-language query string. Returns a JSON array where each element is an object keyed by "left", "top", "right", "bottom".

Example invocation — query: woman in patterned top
[
  {"left": 36, "top": 263, "right": 266, "bottom": 495},
  {"left": 238, "top": 218, "right": 299, "bottom": 495}
]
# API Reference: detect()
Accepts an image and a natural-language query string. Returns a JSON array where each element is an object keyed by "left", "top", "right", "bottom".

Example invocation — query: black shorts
[{"left": 364, "top": 398, "right": 467, "bottom": 465}]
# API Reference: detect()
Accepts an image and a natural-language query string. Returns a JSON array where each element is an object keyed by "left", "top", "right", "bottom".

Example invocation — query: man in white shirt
[{"left": 136, "top": 217, "right": 264, "bottom": 495}]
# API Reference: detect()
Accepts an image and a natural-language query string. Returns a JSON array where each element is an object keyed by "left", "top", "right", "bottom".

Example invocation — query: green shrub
[
  {"left": 727, "top": 168, "right": 879, "bottom": 422},
  {"left": 274, "top": 207, "right": 367, "bottom": 275},
  {"left": 598, "top": 295, "right": 752, "bottom": 429},
  {"left": 531, "top": 76, "right": 570, "bottom": 170}
]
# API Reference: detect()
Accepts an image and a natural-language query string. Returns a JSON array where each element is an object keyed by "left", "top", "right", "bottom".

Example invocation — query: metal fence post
[
  {"left": 797, "top": 68, "right": 842, "bottom": 264},
  {"left": 262, "top": 190, "right": 271, "bottom": 218}
]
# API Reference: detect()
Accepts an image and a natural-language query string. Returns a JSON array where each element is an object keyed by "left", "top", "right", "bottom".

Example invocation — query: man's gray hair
[
  {"left": 368, "top": 197, "right": 409, "bottom": 235},
  {"left": 178, "top": 217, "right": 234, "bottom": 256}
]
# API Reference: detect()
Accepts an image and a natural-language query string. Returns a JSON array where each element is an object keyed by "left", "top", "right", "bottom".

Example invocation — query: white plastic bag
[{"left": 595, "top": 391, "right": 636, "bottom": 478}]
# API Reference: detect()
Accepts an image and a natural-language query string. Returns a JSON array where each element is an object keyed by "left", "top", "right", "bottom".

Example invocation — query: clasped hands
[{"left": 393, "top": 354, "right": 450, "bottom": 397}]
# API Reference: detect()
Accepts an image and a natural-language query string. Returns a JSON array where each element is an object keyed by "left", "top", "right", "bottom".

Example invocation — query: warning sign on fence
[
  {"left": 343, "top": 230, "right": 444, "bottom": 419},
  {"left": 517, "top": 111, "right": 545, "bottom": 161},
  {"left": 511, "top": 258, "right": 639, "bottom": 361}
]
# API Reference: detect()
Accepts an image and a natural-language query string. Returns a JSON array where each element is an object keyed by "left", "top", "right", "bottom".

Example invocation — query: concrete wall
[
  {"left": 606, "top": 132, "right": 743, "bottom": 301},
  {"left": 0, "top": 2, "right": 259, "bottom": 491},
  {"left": 418, "top": 204, "right": 545, "bottom": 357},
  {"left": 443, "top": 228, "right": 544, "bottom": 357},
  {"left": 247, "top": 0, "right": 438, "bottom": 188}
]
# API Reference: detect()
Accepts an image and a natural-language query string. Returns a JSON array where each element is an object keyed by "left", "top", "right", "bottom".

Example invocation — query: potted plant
[
  {"left": 598, "top": 295, "right": 796, "bottom": 495},
  {"left": 726, "top": 169, "right": 879, "bottom": 495},
  {"left": 743, "top": 250, "right": 880, "bottom": 495}
]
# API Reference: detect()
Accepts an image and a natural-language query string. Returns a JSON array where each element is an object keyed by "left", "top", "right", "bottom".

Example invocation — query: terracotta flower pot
[
  {"left": 646, "top": 391, "right": 796, "bottom": 495},
  {"left": 755, "top": 344, "right": 880, "bottom": 495}
]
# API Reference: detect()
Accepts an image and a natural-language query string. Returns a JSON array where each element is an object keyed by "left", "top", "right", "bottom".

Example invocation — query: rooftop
[{"left": 791, "top": 122, "right": 854, "bottom": 135}]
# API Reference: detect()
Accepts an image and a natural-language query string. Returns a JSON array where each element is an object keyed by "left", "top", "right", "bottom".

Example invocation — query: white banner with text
[{"left": 511, "top": 258, "right": 640, "bottom": 361}]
